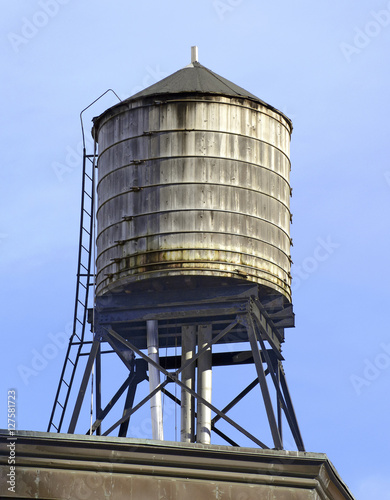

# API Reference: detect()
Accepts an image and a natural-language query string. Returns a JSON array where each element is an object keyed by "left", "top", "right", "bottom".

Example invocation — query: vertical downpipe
[
  {"left": 147, "top": 320, "right": 164, "bottom": 440},
  {"left": 181, "top": 325, "right": 196, "bottom": 442},
  {"left": 197, "top": 324, "right": 212, "bottom": 444}
]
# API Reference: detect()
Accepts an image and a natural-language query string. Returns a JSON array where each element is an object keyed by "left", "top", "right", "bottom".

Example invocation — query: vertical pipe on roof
[
  {"left": 197, "top": 324, "right": 212, "bottom": 444},
  {"left": 181, "top": 325, "right": 196, "bottom": 442},
  {"left": 147, "top": 320, "right": 164, "bottom": 440}
]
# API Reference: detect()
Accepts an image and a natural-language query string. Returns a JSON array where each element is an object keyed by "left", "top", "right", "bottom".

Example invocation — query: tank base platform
[{"left": 93, "top": 282, "right": 294, "bottom": 349}]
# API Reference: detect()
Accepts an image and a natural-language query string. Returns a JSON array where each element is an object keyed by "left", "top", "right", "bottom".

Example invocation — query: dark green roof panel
[
  {"left": 128, "top": 62, "right": 263, "bottom": 103},
  {"left": 92, "top": 60, "right": 292, "bottom": 130}
]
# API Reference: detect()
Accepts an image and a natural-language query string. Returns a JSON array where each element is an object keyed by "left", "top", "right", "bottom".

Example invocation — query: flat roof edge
[{"left": 0, "top": 429, "right": 355, "bottom": 500}]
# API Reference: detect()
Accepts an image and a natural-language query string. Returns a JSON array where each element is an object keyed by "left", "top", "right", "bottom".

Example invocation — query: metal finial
[{"left": 191, "top": 46, "right": 198, "bottom": 63}]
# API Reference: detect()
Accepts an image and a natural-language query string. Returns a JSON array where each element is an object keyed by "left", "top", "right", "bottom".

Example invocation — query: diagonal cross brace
[
  {"left": 68, "top": 320, "right": 239, "bottom": 437},
  {"left": 87, "top": 371, "right": 138, "bottom": 435},
  {"left": 102, "top": 376, "right": 171, "bottom": 436}
]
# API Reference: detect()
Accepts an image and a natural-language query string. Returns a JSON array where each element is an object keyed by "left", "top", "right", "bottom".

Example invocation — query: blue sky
[{"left": 1, "top": 1, "right": 390, "bottom": 498}]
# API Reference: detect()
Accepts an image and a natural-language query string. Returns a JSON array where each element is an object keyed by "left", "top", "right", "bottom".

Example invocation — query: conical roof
[
  {"left": 93, "top": 55, "right": 291, "bottom": 130},
  {"left": 129, "top": 61, "right": 263, "bottom": 103}
]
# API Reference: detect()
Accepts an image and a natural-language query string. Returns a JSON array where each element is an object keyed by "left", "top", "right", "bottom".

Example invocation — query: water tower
[{"left": 48, "top": 47, "right": 303, "bottom": 451}]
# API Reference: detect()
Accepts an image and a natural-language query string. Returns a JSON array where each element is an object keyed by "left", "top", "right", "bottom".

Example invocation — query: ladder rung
[
  {"left": 72, "top": 330, "right": 82, "bottom": 341},
  {"left": 61, "top": 379, "right": 70, "bottom": 388},
  {"left": 80, "top": 263, "right": 88, "bottom": 272},
  {"left": 85, "top": 192, "right": 92, "bottom": 200},
  {"left": 51, "top": 423, "right": 59, "bottom": 431},
  {"left": 83, "top": 208, "right": 91, "bottom": 217},
  {"left": 81, "top": 244, "right": 89, "bottom": 252},
  {"left": 67, "top": 358, "right": 75, "bottom": 366},
  {"left": 85, "top": 172, "right": 93, "bottom": 181},
  {"left": 56, "top": 401, "right": 64, "bottom": 410},
  {"left": 82, "top": 227, "right": 91, "bottom": 235}
]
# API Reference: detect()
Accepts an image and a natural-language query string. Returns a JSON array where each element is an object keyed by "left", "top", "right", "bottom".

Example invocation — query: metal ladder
[
  {"left": 47, "top": 91, "right": 123, "bottom": 433},
  {"left": 47, "top": 145, "right": 96, "bottom": 433}
]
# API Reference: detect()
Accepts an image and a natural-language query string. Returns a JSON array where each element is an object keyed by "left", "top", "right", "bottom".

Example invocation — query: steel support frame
[
  {"left": 63, "top": 292, "right": 303, "bottom": 451},
  {"left": 80, "top": 328, "right": 234, "bottom": 440},
  {"left": 105, "top": 324, "right": 268, "bottom": 448}
]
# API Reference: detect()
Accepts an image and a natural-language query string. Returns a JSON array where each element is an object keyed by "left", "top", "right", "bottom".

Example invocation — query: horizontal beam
[
  {"left": 96, "top": 285, "right": 258, "bottom": 311},
  {"left": 96, "top": 300, "right": 250, "bottom": 324},
  {"left": 158, "top": 350, "right": 279, "bottom": 370}
]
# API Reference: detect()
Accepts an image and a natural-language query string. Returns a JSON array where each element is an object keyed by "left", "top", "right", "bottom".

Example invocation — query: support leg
[
  {"left": 118, "top": 375, "right": 138, "bottom": 438},
  {"left": 246, "top": 316, "right": 283, "bottom": 450},
  {"left": 280, "top": 367, "right": 305, "bottom": 451},
  {"left": 95, "top": 343, "right": 101, "bottom": 436},
  {"left": 252, "top": 314, "right": 304, "bottom": 451},
  {"left": 276, "top": 361, "right": 282, "bottom": 443},
  {"left": 68, "top": 337, "right": 100, "bottom": 433}
]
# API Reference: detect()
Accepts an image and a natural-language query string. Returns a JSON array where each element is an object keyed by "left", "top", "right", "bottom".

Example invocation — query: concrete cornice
[{"left": 0, "top": 430, "right": 355, "bottom": 499}]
